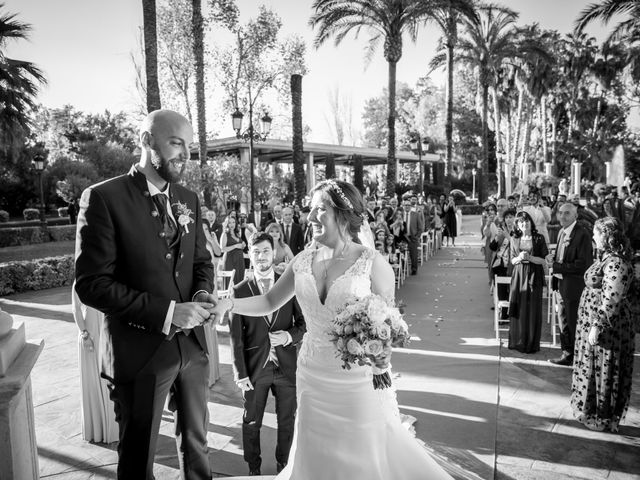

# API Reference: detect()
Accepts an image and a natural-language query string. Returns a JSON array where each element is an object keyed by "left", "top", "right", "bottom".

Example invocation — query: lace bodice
[{"left": 293, "top": 247, "right": 376, "bottom": 364}]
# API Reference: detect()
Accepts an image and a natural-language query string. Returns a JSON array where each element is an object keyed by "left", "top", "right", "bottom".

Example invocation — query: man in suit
[
  {"left": 75, "top": 110, "right": 217, "bottom": 479},
  {"left": 299, "top": 206, "right": 314, "bottom": 247},
  {"left": 385, "top": 196, "right": 399, "bottom": 224},
  {"left": 546, "top": 202, "right": 593, "bottom": 366},
  {"left": 248, "top": 200, "right": 271, "bottom": 232},
  {"left": 230, "top": 232, "right": 306, "bottom": 476},
  {"left": 402, "top": 196, "right": 425, "bottom": 275},
  {"left": 365, "top": 197, "right": 377, "bottom": 223},
  {"left": 281, "top": 206, "right": 304, "bottom": 255}
]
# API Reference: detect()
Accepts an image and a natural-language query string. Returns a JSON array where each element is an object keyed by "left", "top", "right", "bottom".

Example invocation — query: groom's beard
[{"left": 150, "top": 150, "right": 184, "bottom": 183}]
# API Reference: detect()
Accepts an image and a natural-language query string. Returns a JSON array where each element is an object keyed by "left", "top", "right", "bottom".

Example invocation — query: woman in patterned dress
[{"left": 571, "top": 217, "right": 635, "bottom": 432}]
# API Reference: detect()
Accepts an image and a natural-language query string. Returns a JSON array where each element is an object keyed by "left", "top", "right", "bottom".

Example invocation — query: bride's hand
[{"left": 208, "top": 298, "right": 233, "bottom": 325}]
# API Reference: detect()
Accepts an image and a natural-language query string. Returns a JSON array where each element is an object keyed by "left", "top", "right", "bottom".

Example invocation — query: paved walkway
[{"left": 1, "top": 215, "right": 638, "bottom": 479}]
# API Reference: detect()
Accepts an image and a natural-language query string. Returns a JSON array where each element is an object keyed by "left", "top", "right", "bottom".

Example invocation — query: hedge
[
  {"left": 0, "top": 225, "right": 76, "bottom": 247},
  {"left": 0, "top": 255, "right": 74, "bottom": 295},
  {"left": 23, "top": 208, "right": 40, "bottom": 221},
  {"left": 458, "top": 205, "right": 486, "bottom": 215},
  {"left": 0, "top": 211, "right": 8, "bottom": 223}
]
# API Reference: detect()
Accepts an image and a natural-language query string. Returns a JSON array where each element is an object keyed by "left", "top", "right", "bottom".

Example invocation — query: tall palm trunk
[
  {"left": 191, "top": 0, "right": 207, "bottom": 167},
  {"left": 480, "top": 82, "right": 489, "bottom": 203},
  {"left": 142, "top": 0, "right": 161, "bottom": 112},
  {"left": 445, "top": 41, "right": 454, "bottom": 178},
  {"left": 491, "top": 86, "right": 502, "bottom": 196},
  {"left": 386, "top": 60, "right": 397, "bottom": 196},
  {"left": 291, "top": 74, "right": 306, "bottom": 205},
  {"left": 513, "top": 86, "right": 524, "bottom": 163},
  {"left": 541, "top": 95, "right": 548, "bottom": 172},
  {"left": 519, "top": 102, "right": 532, "bottom": 169}
]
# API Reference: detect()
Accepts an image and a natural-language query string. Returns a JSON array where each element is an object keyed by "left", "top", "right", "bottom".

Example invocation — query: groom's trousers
[
  {"left": 109, "top": 332, "right": 211, "bottom": 480},
  {"left": 242, "top": 362, "right": 296, "bottom": 471}
]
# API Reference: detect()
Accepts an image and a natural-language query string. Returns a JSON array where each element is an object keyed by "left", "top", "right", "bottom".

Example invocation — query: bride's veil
[{"left": 358, "top": 219, "right": 376, "bottom": 249}]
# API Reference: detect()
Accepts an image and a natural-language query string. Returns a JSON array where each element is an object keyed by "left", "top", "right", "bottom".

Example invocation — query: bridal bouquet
[{"left": 329, "top": 294, "right": 410, "bottom": 389}]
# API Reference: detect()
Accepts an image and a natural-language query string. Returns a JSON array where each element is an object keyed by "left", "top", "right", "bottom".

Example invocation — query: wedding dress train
[{"left": 275, "top": 248, "right": 453, "bottom": 480}]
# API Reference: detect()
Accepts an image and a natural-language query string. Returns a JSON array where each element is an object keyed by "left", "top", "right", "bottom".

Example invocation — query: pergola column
[{"left": 306, "top": 152, "right": 315, "bottom": 192}]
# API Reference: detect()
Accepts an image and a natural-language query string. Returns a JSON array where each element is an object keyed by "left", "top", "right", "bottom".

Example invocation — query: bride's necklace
[{"left": 321, "top": 242, "right": 349, "bottom": 279}]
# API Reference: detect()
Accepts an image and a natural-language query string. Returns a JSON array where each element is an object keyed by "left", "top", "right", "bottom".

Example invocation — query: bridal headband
[{"left": 317, "top": 179, "right": 354, "bottom": 210}]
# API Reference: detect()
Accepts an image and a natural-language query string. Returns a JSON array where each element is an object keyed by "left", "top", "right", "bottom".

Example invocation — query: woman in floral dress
[{"left": 571, "top": 217, "right": 635, "bottom": 432}]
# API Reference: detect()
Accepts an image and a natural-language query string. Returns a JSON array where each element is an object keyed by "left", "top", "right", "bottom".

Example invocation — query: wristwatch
[{"left": 80, "top": 329, "right": 90, "bottom": 339}]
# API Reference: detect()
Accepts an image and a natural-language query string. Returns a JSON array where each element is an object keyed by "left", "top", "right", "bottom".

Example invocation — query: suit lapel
[{"left": 248, "top": 279, "right": 272, "bottom": 328}]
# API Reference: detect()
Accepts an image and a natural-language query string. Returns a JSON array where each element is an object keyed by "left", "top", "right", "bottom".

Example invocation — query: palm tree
[
  {"left": 142, "top": 0, "right": 161, "bottom": 112},
  {"left": 191, "top": 0, "right": 207, "bottom": 167},
  {"left": 575, "top": 0, "right": 640, "bottom": 42},
  {"left": 291, "top": 74, "right": 306, "bottom": 205},
  {"left": 450, "top": 5, "right": 519, "bottom": 202},
  {"left": 309, "top": 0, "right": 475, "bottom": 196},
  {"left": 0, "top": 4, "right": 46, "bottom": 151},
  {"left": 429, "top": 1, "right": 478, "bottom": 179}
]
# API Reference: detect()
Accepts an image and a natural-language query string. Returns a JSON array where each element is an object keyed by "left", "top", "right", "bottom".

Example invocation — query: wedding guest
[
  {"left": 365, "top": 197, "right": 377, "bottom": 223},
  {"left": 266, "top": 222, "right": 294, "bottom": 275},
  {"left": 221, "top": 215, "right": 246, "bottom": 284},
  {"left": 204, "top": 208, "right": 223, "bottom": 240},
  {"left": 490, "top": 208, "right": 516, "bottom": 318},
  {"left": 299, "top": 206, "right": 314, "bottom": 247},
  {"left": 442, "top": 194, "right": 458, "bottom": 247},
  {"left": 508, "top": 211, "right": 548, "bottom": 353},
  {"left": 249, "top": 200, "right": 271, "bottom": 232},
  {"left": 571, "top": 217, "right": 635, "bottom": 432},
  {"left": 547, "top": 202, "right": 593, "bottom": 366},
  {"left": 230, "top": 232, "right": 306, "bottom": 476},
  {"left": 202, "top": 223, "right": 222, "bottom": 387},
  {"left": 371, "top": 209, "right": 391, "bottom": 237},
  {"left": 401, "top": 197, "right": 424, "bottom": 274},
  {"left": 72, "top": 284, "right": 118, "bottom": 444},
  {"left": 522, "top": 191, "right": 552, "bottom": 244},
  {"left": 389, "top": 209, "right": 406, "bottom": 246},
  {"left": 281, "top": 206, "right": 304, "bottom": 256}
]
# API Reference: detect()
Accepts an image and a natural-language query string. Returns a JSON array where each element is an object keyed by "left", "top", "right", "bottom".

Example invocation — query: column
[
  {"left": 605, "top": 161, "right": 611, "bottom": 183},
  {"left": 305, "top": 152, "right": 315, "bottom": 192},
  {"left": 0, "top": 310, "right": 44, "bottom": 480},
  {"left": 544, "top": 162, "right": 552, "bottom": 176},
  {"left": 504, "top": 162, "right": 512, "bottom": 196},
  {"left": 521, "top": 162, "right": 529, "bottom": 182},
  {"left": 572, "top": 161, "right": 582, "bottom": 197}
]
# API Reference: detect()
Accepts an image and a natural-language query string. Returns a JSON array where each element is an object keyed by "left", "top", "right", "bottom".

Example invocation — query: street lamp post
[
  {"left": 31, "top": 154, "right": 47, "bottom": 228},
  {"left": 409, "top": 133, "right": 429, "bottom": 196},
  {"left": 471, "top": 168, "right": 477, "bottom": 200},
  {"left": 231, "top": 104, "right": 272, "bottom": 207}
]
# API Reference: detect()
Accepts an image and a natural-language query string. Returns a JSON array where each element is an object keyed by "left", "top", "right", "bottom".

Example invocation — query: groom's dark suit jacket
[
  {"left": 75, "top": 166, "right": 214, "bottom": 384},
  {"left": 230, "top": 274, "right": 306, "bottom": 385}
]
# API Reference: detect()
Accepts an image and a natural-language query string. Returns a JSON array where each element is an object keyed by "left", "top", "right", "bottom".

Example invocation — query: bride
[{"left": 212, "top": 179, "right": 452, "bottom": 479}]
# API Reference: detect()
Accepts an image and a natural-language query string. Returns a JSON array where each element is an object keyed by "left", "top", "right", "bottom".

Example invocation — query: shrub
[
  {"left": 0, "top": 210, "right": 9, "bottom": 223},
  {"left": 57, "top": 207, "right": 69, "bottom": 217},
  {"left": 48, "top": 225, "right": 76, "bottom": 242},
  {"left": 23, "top": 208, "right": 40, "bottom": 221},
  {"left": 0, "top": 255, "right": 74, "bottom": 295},
  {"left": 0, "top": 226, "right": 49, "bottom": 247},
  {"left": 458, "top": 204, "right": 486, "bottom": 215}
]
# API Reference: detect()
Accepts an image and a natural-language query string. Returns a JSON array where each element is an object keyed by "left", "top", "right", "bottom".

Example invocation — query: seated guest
[
  {"left": 571, "top": 217, "right": 635, "bottom": 432},
  {"left": 508, "top": 211, "right": 548, "bottom": 353}
]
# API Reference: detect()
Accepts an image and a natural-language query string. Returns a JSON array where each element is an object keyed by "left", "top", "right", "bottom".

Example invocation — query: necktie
[
  {"left": 153, "top": 194, "right": 178, "bottom": 246},
  {"left": 259, "top": 278, "right": 272, "bottom": 294},
  {"left": 285, "top": 224, "right": 290, "bottom": 245},
  {"left": 556, "top": 230, "right": 566, "bottom": 262}
]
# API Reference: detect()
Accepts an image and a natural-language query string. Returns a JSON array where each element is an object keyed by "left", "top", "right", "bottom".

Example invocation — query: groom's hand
[{"left": 172, "top": 302, "right": 214, "bottom": 329}]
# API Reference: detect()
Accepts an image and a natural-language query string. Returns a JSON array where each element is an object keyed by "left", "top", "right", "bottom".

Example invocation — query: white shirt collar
[
  {"left": 253, "top": 268, "right": 275, "bottom": 291},
  {"left": 562, "top": 220, "right": 577, "bottom": 237},
  {"left": 147, "top": 179, "right": 170, "bottom": 198}
]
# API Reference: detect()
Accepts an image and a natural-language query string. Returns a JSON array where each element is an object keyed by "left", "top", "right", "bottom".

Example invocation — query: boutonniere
[{"left": 172, "top": 201, "right": 194, "bottom": 234}]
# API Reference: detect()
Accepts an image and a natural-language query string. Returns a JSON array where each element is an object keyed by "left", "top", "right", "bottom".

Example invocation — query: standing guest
[
  {"left": 523, "top": 192, "right": 552, "bottom": 244},
  {"left": 490, "top": 208, "right": 517, "bottom": 319},
  {"left": 507, "top": 195, "right": 517, "bottom": 210},
  {"left": 508, "top": 211, "right": 548, "bottom": 353},
  {"left": 571, "top": 217, "right": 635, "bottom": 432},
  {"left": 68, "top": 198, "right": 79, "bottom": 224},
  {"left": 299, "top": 206, "right": 314, "bottom": 247},
  {"left": 249, "top": 200, "right": 271, "bottom": 232},
  {"left": 401, "top": 198, "right": 424, "bottom": 275},
  {"left": 385, "top": 196, "right": 399, "bottom": 223},
  {"left": 546, "top": 203, "right": 593, "bottom": 366},
  {"left": 389, "top": 209, "right": 406, "bottom": 246},
  {"left": 204, "top": 209, "right": 223, "bottom": 240},
  {"left": 221, "top": 215, "right": 246, "bottom": 284},
  {"left": 266, "top": 222, "right": 294, "bottom": 275},
  {"left": 74, "top": 110, "right": 216, "bottom": 479},
  {"left": 271, "top": 204, "right": 283, "bottom": 225},
  {"left": 292, "top": 203, "right": 302, "bottom": 223},
  {"left": 281, "top": 206, "right": 304, "bottom": 256},
  {"left": 202, "top": 223, "right": 222, "bottom": 387},
  {"left": 603, "top": 188, "right": 625, "bottom": 222},
  {"left": 71, "top": 284, "right": 118, "bottom": 444},
  {"left": 365, "top": 197, "right": 377, "bottom": 223},
  {"left": 230, "top": 232, "right": 306, "bottom": 476},
  {"left": 371, "top": 209, "right": 391, "bottom": 237},
  {"left": 442, "top": 194, "right": 458, "bottom": 247}
]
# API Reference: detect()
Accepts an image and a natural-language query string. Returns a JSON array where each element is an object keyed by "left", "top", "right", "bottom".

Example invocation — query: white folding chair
[
  {"left": 419, "top": 231, "right": 430, "bottom": 264},
  {"left": 426, "top": 229, "right": 435, "bottom": 258},
  {"left": 493, "top": 276, "right": 511, "bottom": 340},
  {"left": 216, "top": 269, "right": 236, "bottom": 299}
]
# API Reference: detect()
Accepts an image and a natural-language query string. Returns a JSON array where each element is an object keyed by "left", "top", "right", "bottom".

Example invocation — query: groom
[
  {"left": 230, "top": 232, "right": 306, "bottom": 476},
  {"left": 75, "top": 109, "right": 217, "bottom": 479}
]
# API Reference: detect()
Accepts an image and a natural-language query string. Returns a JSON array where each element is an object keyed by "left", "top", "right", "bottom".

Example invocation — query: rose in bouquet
[{"left": 329, "top": 294, "right": 410, "bottom": 389}]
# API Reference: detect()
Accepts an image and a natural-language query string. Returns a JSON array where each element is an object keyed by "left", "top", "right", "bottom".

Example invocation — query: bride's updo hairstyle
[{"left": 311, "top": 179, "right": 366, "bottom": 244}]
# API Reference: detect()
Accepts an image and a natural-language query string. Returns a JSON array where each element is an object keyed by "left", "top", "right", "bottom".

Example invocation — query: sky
[{"left": 5, "top": 0, "right": 613, "bottom": 144}]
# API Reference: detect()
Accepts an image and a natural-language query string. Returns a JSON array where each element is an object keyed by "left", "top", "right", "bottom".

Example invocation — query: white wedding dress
[{"left": 275, "top": 247, "right": 453, "bottom": 480}]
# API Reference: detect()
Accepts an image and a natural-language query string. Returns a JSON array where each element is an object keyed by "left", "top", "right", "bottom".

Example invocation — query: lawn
[{"left": 0, "top": 241, "right": 75, "bottom": 263}]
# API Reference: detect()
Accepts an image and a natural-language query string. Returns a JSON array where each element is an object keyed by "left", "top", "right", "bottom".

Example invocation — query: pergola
[{"left": 198, "top": 137, "right": 446, "bottom": 191}]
